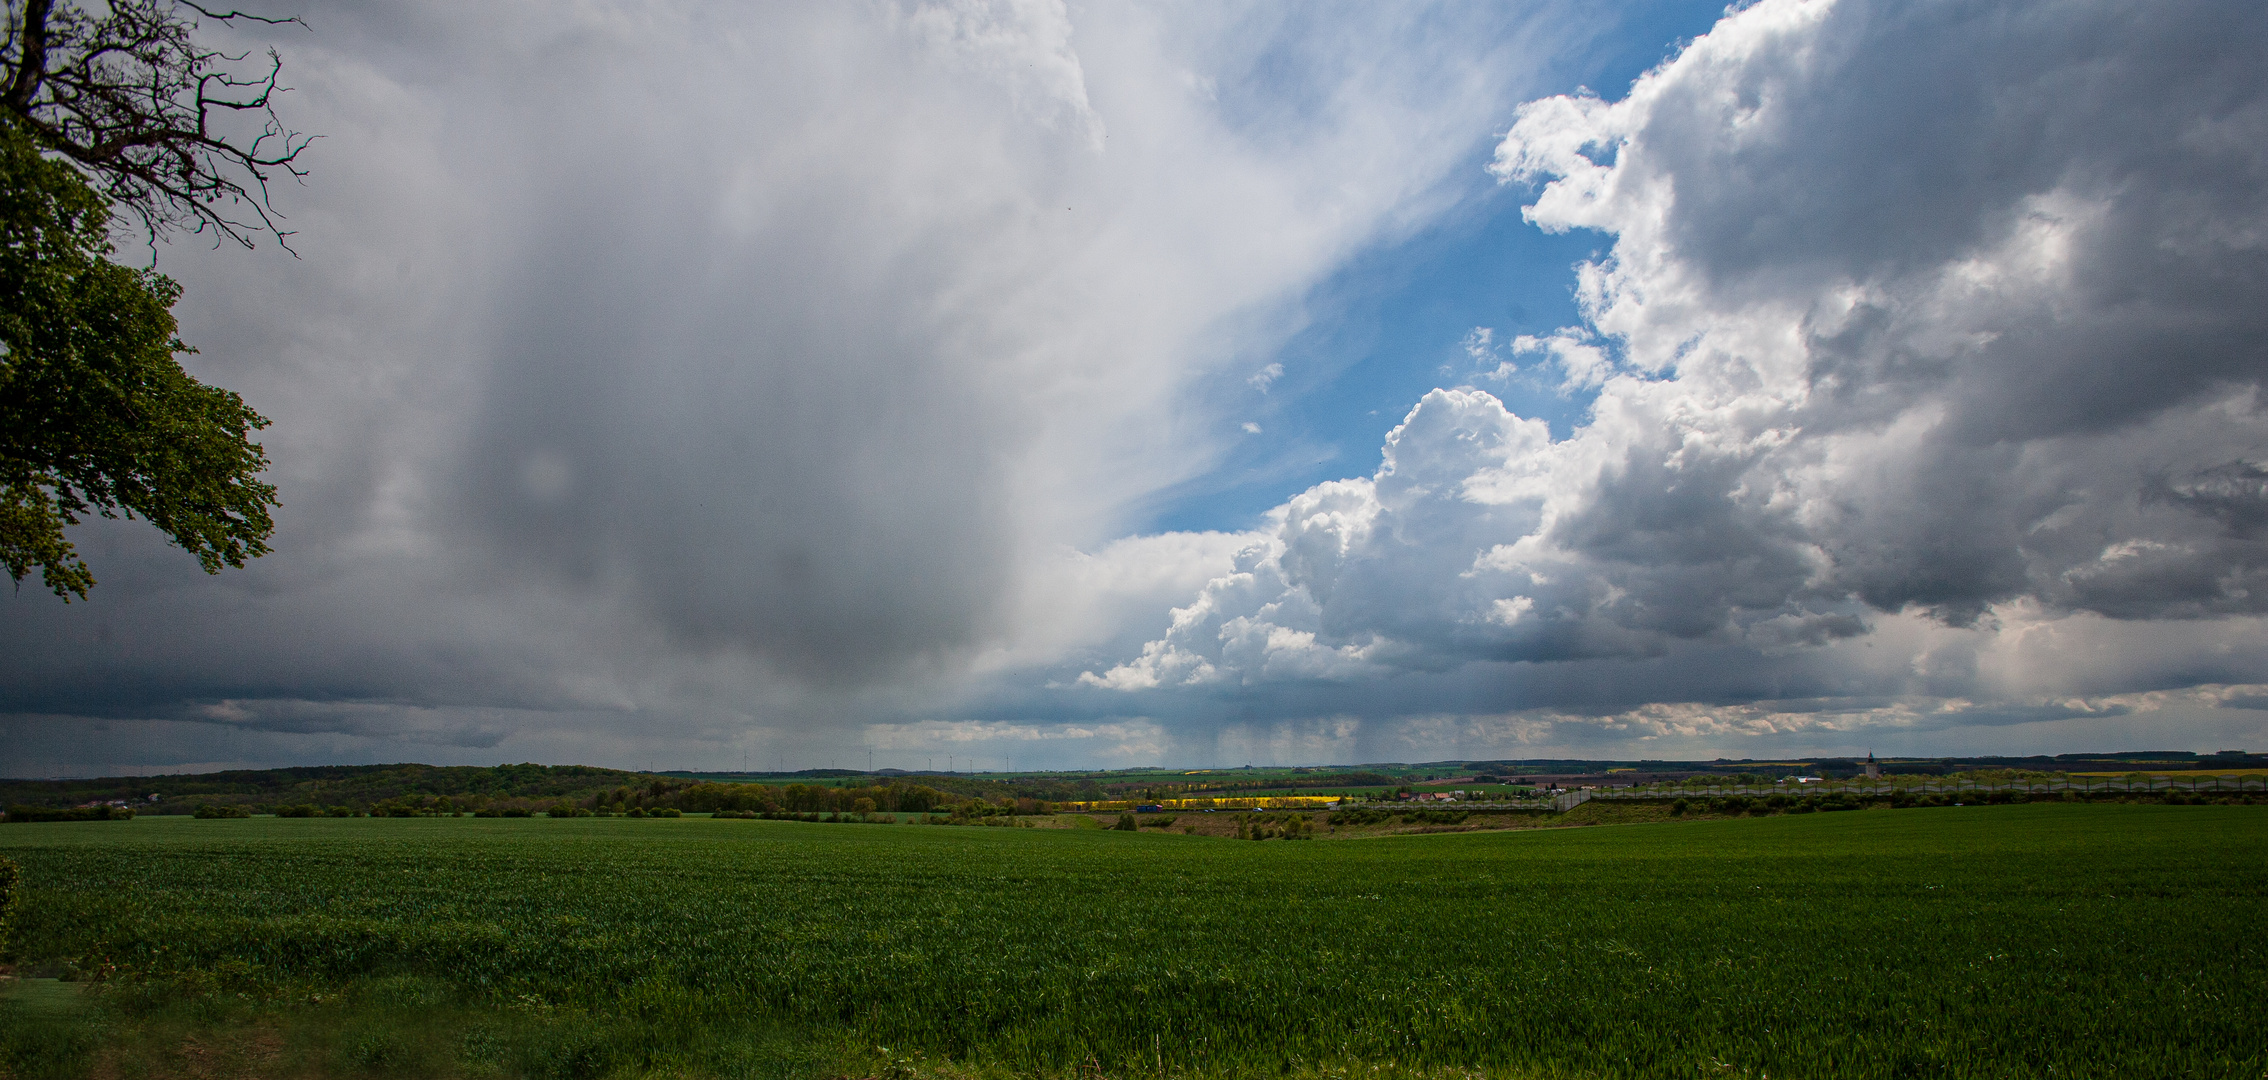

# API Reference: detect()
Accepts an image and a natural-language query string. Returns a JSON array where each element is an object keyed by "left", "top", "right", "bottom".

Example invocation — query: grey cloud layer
[
  {"left": 1, "top": 0, "right": 1586, "bottom": 773},
  {"left": 1086, "top": 0, "right": 2268, "bottom": 730},
  {"left": 10, "top": 0, "right": 2263, "bottom": 776}
]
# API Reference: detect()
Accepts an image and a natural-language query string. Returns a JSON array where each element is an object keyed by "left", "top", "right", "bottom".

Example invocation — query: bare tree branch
[
  {"left": 176, "top": 2, "right": 303, "bottom": 27},
  {"left": 2, "top": 0, "right": 312, "bottom": 253}
]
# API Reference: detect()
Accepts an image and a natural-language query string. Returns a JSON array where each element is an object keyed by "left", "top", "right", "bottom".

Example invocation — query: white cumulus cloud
[{"left": 1082, "top": 0, "right": 2268, "bottom": 755}]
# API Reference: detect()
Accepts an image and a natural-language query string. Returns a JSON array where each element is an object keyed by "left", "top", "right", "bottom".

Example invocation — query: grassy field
[{"left": 1, "top": 804, "right": 2262, "bottom": 1079}]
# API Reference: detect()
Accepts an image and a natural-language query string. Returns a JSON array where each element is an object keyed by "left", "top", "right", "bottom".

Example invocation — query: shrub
[
  {"left": 1238, "top": 812, "right": 1319, "bottom": 839},
  {"left": 1399, "top": 809, "right": 1467, "bottom": 825},
  {"left": 4, "top": 804, "right": 133, "bottom": 822},
  {"left": 654, "top": 808, "right": 682, "bottom": 818},
  {"left": 1670, "top": 799, "right": 1687, "bottom": 817},
  {"left": 1115, "top": 814, "right": 1138, "bottom": 831},
  {"left": 192, "top": 803, "right": 251, "bottom": 819},
  {"left": 0, "top": 854, "right": 17, "bottom": 954},
  {"left": 275, "top": 804, "right": 317, "bottom": 818}
]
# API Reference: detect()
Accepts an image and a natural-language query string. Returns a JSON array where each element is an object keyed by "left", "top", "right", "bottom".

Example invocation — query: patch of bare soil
[{"left": 97, "top": 1028, "right": 287, "bottom": 1080}]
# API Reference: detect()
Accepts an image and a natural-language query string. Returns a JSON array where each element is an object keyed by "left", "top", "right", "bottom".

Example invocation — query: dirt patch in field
[{"left": 89, "top": 1028, "right": 287, "bottom": 1080}]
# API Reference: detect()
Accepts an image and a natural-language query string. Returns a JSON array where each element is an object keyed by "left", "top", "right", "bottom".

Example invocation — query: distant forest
[{"left": 1, "top": 752, "right": 2256, "bottom": 816}]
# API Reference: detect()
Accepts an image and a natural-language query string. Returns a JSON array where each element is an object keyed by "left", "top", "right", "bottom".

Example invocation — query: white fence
[{"left": 1550, "top": 789, "right": 1594, "bottom": 812}]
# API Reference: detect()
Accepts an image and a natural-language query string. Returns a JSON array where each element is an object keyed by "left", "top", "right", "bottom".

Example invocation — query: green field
[{"left": 2, "top": 804, "right": 2262, "bottom": 1079}]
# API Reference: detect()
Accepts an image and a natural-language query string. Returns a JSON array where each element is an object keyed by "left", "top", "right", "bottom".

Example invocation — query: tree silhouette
[{"left": 4, "top": 0, "right": 312, "bottom": 250}]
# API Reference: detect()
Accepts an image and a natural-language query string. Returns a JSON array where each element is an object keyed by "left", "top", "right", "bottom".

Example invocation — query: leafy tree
[
  {"left": 0, "top": 0, "right": 302, "bottom": 598},
  {"left": 0, "top": 118, "right": 273, "bottom": 597}
]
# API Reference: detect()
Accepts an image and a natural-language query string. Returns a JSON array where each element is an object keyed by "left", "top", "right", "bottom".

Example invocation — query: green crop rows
[{"left": 2, "top": 804, "right": 2262, "bottom": 1078}]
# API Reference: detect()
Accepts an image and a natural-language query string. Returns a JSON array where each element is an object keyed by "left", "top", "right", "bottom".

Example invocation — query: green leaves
[{"left": 0, "top": 117, "right": 274, "bottom": 599}]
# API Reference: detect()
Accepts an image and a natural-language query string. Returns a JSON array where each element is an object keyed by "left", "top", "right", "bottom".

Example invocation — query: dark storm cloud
[
  {"left": 1515, "top": 0, "right": 2268, "bottom": 627},
  {"left": 2, "top": 0, "right": 1591, "bottom": 774},
  {"left": 2149, "top": 462, "right": 2268, "bottom": 538},
  {"left": 451, "top": 137, "right": 1031, "bottom": 683}
]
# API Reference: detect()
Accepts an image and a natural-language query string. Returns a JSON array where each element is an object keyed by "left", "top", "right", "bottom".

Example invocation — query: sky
[{"left": 6, "top": 0, "right": 2268, "bottom": 777}]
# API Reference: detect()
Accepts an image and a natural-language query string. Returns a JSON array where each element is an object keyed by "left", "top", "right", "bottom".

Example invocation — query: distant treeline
[
  {"left": 217, "top": 780, "right": 1015, "bottom": 820},
  {"left": 650, "top": 782, "right": 959, "bottom": 815},
  {"left": 0, "top": 764, "right": 1034, "bottom": 819},
  {"left": 8, "top": 753, "right": 2260, "bottom": 817},
  {"left": 1, "top": 804, "right": 136, "bottom": 823},
  {"left": 0, "top": 764, "right": 673, "bottom": 816},
  {"left": 1126, "top": 772, "right": 1397, "bottom": 798},
  {"left": 519, "top": 781, "right": 1038, "bottom": 819}
]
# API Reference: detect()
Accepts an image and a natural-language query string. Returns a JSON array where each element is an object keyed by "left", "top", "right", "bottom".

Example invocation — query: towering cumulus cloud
[{"left": 1088, "top": 0, "right": 2268, "bottom": 753}]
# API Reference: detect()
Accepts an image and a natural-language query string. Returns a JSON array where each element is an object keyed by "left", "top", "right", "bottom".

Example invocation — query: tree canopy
[
  {"left": 0, "top": 115, "right": 274, "bottom": 599},
  {"left": 0, "top": 0, "right": 297, "bottom": 598}
]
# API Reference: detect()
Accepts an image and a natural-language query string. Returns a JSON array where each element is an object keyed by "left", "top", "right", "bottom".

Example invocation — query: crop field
[{"left": 1, "top": 804, "right": 2263, "bottom": 1079}]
